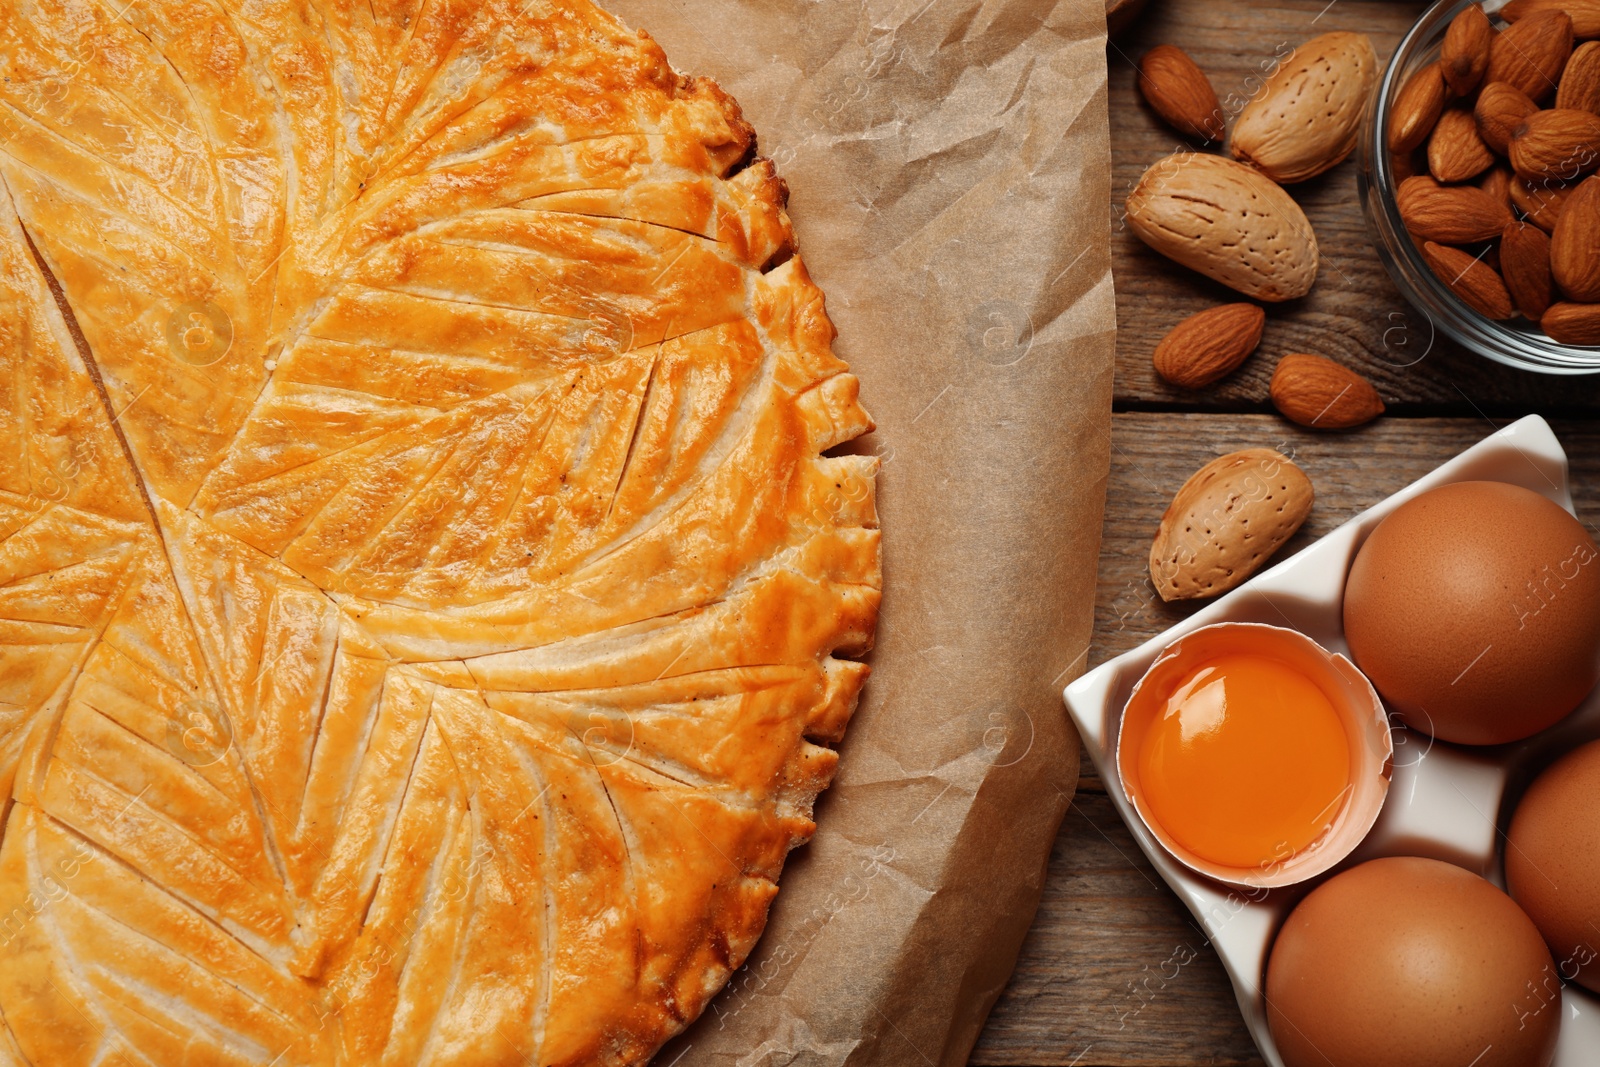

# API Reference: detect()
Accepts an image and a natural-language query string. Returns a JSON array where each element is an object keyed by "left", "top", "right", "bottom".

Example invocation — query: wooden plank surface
[{"left": 965, "top": 0, "right": 1600, "bottom": 1061}]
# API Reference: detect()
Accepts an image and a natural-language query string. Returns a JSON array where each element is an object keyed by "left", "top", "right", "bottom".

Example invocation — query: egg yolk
[{"left": 1135, "top": 653, "right": 1353, "bottom": 870}]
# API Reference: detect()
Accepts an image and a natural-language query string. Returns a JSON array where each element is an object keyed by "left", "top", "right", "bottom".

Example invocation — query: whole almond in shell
[
  {"left": 1397, "top": 174, "right": 1513, "bottom": 242},
  {"left": 1443, "top": 4, "right": 1495, "bottom": 96},
  {"left": 1125, "top": 153, "right": 1319, "bottom": 301},
  {"left": 1560, "top": 41, "right": 1600, "bottom": 113},
  {"left": 1501, "top": 0, "right": 1600, "bottom": 40},
  {"left": 1512, "top": 174, "right": 1578, "bottom": 228},
  {"left": 1270, "top": 353, "right": 1385, "bottom": 430},
  {"left": 1148, "top": 448, "right": 1314, "bottom": 602},
  {"left": 1138, "top": 45, "right": 1226, "bottom": 142},
  {"left": 1543, "top": 301, "right": 1600, "bottom": 343},
  {"left": 1421, "top": 240, "right": 1516, "bottom": 318},
  {"left": 1475, "top": 81, "right": 1540, "bottom": 154},
  {"left": 1430, "top": 105, "right": 1497, "bottom": 181},
  {"left": 1152, "top": 303, "right": 1266, "bottom": 388},
  {"left": 1551, "top": 174, "right": 1600, "bottom": 299},
  {"left": 1230, "top": 32, "right": 1378, "bottom": 183},
  {"left": 1486, "top": 9, "right": 1574, "bottom": 102},
  {"left": 1508, "top": 108, "right": 1600, "bottom": 180},
  {"left": 1390, "top": 62, "right": 1450, "bottom": 152},
  {"left": 1501, "top": 220, "right": 1556, "bottom": 317}
]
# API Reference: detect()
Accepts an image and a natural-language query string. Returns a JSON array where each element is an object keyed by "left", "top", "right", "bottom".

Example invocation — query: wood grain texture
[
  {"left": 971, "top": 794, "right": 1264, "bottom": 1067},
  {"left": 1109, "top": 0, "right": 1600, "bottom": 414},
  {"left": 973, "top": 414, "right": 1600, "bottom": 1065}
]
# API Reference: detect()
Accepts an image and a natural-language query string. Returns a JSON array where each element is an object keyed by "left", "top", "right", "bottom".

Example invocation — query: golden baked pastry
[{"left": 0, "top": 0, "right": 879, "bottom": 1062}]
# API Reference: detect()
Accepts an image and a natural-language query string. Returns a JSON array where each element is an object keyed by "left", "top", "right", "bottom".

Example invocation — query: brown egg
[
  {"left": 1266, "top": 856, "right": 1560, "bottom": 1067},
  {"left": 1508, "top": 739, "right": 1600, "bottom": 991},
  {"left": 1343, "top": 481, "right": 1600, "bottom": 745}
]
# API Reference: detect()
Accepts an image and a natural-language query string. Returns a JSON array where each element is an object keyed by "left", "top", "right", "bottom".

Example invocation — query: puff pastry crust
[{"left": 0, "top": 0, "right": 879, "bottom": 1063}]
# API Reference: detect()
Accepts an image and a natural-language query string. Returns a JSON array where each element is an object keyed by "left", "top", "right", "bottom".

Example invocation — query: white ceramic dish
[{"left": 1064, "top": 414, "right": 1600, "bottom": 1067}]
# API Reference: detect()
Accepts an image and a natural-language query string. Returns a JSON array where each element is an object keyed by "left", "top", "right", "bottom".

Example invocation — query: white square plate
[{"left": 1064, "top": 414, "right": 1600, "bottom": 1067}]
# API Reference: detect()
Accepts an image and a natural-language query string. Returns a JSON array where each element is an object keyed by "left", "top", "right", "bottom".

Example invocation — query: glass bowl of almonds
[{"left": 1359, "top": 0, "right": 1600, "bottom": 373}]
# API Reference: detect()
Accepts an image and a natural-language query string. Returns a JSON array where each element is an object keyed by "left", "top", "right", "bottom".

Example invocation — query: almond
[
  {"left": 1542, "top": 301, "right": 1600, "bottom": 343},
  {"left": 1558, "top": 41, "right": 1600, "bottom": 113},
  {"left": 1270, "top": 353, "right": 1385, "bottom": 430},
  {"left": 1421, "top": 240, "right": 1516, "bottom": 318},
  {"left": 1501, "top": 0, "right": 1600, "bottom": 40},
  {"left": 1230, "top": 32, "right": 1378, "bottom": 183},
  {"left": 1429, "top": 105, "right": 1496, "bottom": 181},
  {"left": 1138, "top": 45, "right": 1226, "bottom": 142},
  {"left": 1551, "top": 174, "right": 1600, "bottom": 299},
  {"left": 1511, "top": 174, "right": 1578, "bottom": 229},
  {"left": 1148, "top": 449, "right": 1314, "bottom": 602},
  {"left": 1475, "top": 81, "right": 1540, "bottom": 154},
  {"left": 1152, "top": 303, "right": 1266, "bottom": 388},
  {"left": 1486, "top": 9, "right": 1574, "bottom": 102},
  {"left": 1508, "top": 108, "right": 1600, "bottom": 180},
  {"left": 1125, "top": 153, "right": 1319, "bottom": 301},
  {"left": 1397, "top": 174, "right": 1513, "bottom": 242},
  {"left": 1501, "top": 220, "right": 1555, "bottom": 317},
  {"left": 1390, "top": 62, "right": 1450, "bottom": 152},
  {"left": 1442, "top": 4, "right": 1495, "bottom": 96},
  {"left": 1480, "top": 163, "right": 1514, "bottom": 208}
]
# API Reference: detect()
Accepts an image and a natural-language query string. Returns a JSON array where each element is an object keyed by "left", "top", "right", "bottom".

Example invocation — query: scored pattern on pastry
[{"left": 0, "top": 0, "right": 880, "bottom": 1063}]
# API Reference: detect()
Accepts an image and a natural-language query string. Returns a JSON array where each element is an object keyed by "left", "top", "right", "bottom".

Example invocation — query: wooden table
[{"left": 970, "top": 2, "right": 1600, "bottom": 1063}]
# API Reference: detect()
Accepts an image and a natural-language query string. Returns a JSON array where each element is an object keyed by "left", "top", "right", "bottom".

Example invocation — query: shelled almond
[
  {"left": 1152, "top": 303, "right": 1266, "bottom": 388},
  {"left": 1511, "top": 174, "right": 1577, "bottom": 229},
  {"left": 1422, "top": 241, "right": 1516, "bottom": 319},
  {"left": 1544, "top": 302, "right": 1600, "bottom": 341},
  {"left": 1502, "top": 221, "right": 1556, "bottom": 317},
  {"left": 1475, "top": 82, "right": 1539, "bottom": 154},
  {"left": 1385, "top": 1, "right": 1600, "bottom": 347},
  {"left": 1427, "top": 244, "right": 1512, "bottom": 318},
  {"left": 1557, "top": 41, "right": 1600, "bottom": 111},
  {"left": 1550, "top": 175, "right": 1600, "bottom": 299},
  {"left": 1507, "top": 108, "right": 1600, "bottom": 179},
  {"left": 1398, "top": 176, "right": 1513, "bottom": 242},
  {"left": 1270, "top": 354, "right": 1386, "bottom": 429},
  {"left": 1137, "top": 45, "right": 1226, "bottom": 143},
  {"left": 1391, "top": 63, "right": 1450, "bottom": 152},
  {"left": 1480, "top": 164, "right": 1514, "bottom": 207},
  {"left": 1501, "top": 0, "right": 1600, "bottom": 40},
  {"left": 1443, "top": 4, "right": 1495, "bottom": 96},
  {"left": 1485, "top": 10, "right": 1574, "bottom": 102},
  {"left": 1430, "top": 106, "right": 1497, "bottom": 180}
]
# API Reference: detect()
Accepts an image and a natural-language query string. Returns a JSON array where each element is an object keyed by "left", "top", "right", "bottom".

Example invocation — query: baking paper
[{"left": 601, "top": 0, "right": 1116, "bottom": 1062}]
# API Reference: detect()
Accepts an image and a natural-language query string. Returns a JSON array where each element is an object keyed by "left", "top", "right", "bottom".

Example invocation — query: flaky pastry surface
[{"left": 0, "top": 0, "right": 879, "bottom": 1062}]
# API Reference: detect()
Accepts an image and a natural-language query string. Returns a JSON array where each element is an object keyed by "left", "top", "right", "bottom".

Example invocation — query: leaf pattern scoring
[{"left": 0, "top": 0, "right": 879, "bottom": 1063}]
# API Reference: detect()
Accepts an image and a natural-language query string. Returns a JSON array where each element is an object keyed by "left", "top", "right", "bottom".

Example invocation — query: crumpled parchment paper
[{"left": 603, "top": 0, "right": 1115, "bottom": 1062}]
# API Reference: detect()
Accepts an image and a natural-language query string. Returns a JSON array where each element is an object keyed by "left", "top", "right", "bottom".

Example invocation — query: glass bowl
[{"left": 1358, "top": 0, "right": 1600, "bottom": 375}]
